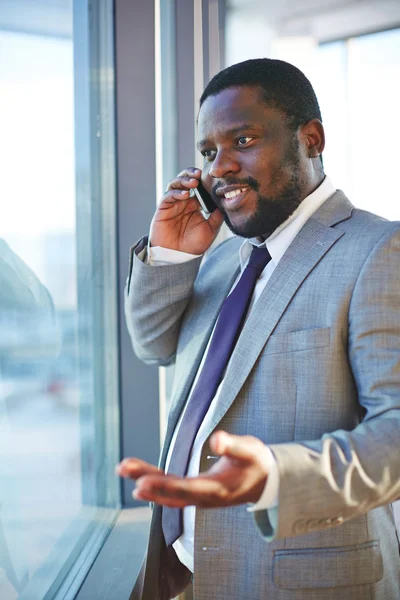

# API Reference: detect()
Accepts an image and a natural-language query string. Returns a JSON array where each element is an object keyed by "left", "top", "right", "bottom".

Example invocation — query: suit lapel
[{"left": 202, "top": 191, "right": 354, "bottom": 437}]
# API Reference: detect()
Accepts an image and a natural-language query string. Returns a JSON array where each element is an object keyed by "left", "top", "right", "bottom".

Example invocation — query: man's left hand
[{"left": 116, "top": 431, "right": 269, "bottom": 508}]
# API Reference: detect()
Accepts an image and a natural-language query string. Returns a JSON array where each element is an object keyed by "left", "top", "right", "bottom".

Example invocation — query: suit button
[
  {"left": 293, "top": 519, "right": 307, "bottom": 534},
  {"left": 318, "top": 518, "right": 330, "bottom": 528},
  {"left": 306, "top": 519, "right": 320, "bottom": 531}
]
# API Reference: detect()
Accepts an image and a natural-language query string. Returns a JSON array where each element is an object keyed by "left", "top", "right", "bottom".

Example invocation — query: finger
[
  {"left": 134, "top": 473, "right": 228, "bottom": 508},
  {"left": 167, "top": 176, "right": 201, "bottom": 192},
  {"left": 207, "top": 208, "right": 224, "bottom": 231},
  {"left": 166, "top": 167, "right": 201, "bottom": 191},
  {"left": 176, "top": 167, "right": 201, "bottom": 178},
  {"left": 210, "top": 431, "right": 258, "bottom": 462},
  {"left": 134, "top": 473, "right": 192, "bottom": 507},
  {"left": 164, "top": 189, "right": 191, "bottom": 202},
  {"left": 159, "top": 190, "right": 201, "bottom": 213},
  {"left": 116, "top": 458, "right": 163, "bottom": 479}
]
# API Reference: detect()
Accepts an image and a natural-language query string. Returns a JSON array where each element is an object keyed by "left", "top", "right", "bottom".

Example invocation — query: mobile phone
[{"left": 191, "top": 181, "right": 217, "bottom": 214}]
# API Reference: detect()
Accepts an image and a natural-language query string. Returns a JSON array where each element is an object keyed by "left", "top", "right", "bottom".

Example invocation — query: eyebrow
[{"left": 196, "top": 124, "right": 259, "bottom": 149}]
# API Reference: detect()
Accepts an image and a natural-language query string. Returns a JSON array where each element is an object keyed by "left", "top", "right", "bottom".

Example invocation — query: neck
[{"left": 303, "top": 171, "right": 325, "bottom": 200}]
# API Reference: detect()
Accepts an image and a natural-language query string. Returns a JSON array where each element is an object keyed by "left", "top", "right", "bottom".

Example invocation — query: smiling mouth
[
  {"left": 223, "top": 187, "right": 248, "bottom": 199},
  {"left": 221, "top": 187, "right": 250, "bottom": 209}
]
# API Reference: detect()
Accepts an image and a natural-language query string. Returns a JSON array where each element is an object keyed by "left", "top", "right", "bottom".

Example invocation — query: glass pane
[
  {"left": 315, "top": 41, "right": 349, "bottom": 193},
  {"left": 347, "top": 28, "right": 400, "bottom": 219},
  {"left": 316, "top": 29, "right": 400, "bottom": 221},
  {"left": 0, "top": 2, "right": 119, "bottom": 599}
]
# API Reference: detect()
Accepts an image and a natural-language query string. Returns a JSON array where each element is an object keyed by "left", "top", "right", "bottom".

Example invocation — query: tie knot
[{"left": 247, "top": 246, "right": 271, "bottom": 276}]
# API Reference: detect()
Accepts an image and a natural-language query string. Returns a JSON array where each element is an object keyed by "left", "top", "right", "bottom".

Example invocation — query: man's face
[{"left": 197, "top": 86, "right": 310, "bottom": 238}]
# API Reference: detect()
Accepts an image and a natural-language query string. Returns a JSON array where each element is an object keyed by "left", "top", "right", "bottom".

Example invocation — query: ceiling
[
  {"left": 226, "top": 0, "right": 400, "bottom": 41},
  {"left": 0, "top": 0, "right": 399, "bottom": 44}
]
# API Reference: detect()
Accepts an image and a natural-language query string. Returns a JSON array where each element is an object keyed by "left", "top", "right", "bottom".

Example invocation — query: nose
[{"left": 209, "top": 150, "right": 240, "bottom": 179}]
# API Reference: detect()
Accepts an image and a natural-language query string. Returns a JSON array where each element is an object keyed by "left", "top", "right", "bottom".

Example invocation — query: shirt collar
[{"left": 239, "top": 175, "right": 336, "bottom": 269}]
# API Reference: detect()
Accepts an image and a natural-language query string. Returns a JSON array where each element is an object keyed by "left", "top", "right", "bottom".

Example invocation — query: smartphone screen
[{"left": 191, "top": 182, "right": 217, "bottom": 214}]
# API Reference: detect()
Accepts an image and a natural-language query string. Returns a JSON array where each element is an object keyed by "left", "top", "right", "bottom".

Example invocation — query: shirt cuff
[
  {"left": 247, "top": 446, "right": 279, "bottom": 512},
  {"left": 147, "top": 239, "right": 202, "bottom": 266}
]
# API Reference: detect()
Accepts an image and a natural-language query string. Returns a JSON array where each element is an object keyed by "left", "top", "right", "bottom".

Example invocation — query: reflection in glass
[{"left": 0, "top": 2, "right": 119, "bottom": 598}]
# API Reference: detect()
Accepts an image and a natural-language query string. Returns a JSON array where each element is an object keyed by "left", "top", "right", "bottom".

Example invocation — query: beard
[{"left": 216, "top": 136, "right": 304, "bottom": 239}]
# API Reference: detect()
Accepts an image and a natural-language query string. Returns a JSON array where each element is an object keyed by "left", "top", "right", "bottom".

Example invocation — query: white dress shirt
[{"left": 148, "top": 176, "right": 336, "bottom": 572}]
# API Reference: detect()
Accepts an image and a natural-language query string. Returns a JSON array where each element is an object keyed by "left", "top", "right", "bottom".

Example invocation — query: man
[{"left": 119, "top": 59, "right": 400, "bottom": 599}]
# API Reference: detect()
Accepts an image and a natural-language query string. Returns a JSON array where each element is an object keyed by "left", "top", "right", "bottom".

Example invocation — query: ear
[{"left": 300, "top": 119, "right": 325, "bottom": 159}]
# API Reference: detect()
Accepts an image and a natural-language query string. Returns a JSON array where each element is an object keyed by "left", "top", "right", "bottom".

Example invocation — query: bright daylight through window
[{"left": 0, "top": 2, "right": 120, "bottom": 599}]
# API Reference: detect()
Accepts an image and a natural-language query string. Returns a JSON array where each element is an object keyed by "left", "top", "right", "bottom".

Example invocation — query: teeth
[{"left": 224, "top": 188, "right": 247, "bottom": 199}]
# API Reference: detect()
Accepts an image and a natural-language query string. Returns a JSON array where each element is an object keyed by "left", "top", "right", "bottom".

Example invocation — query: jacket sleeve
[
  {"left": 255, "top": 224, "right": 400, "bottom": 540},
  {"left": 124, "top": 236, "right": 203, "bottom": 366}
]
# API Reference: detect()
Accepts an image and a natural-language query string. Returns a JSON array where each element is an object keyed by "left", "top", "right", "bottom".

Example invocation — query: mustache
[{"left": 212, "top": 176, "right": 260, "bottom": 197}]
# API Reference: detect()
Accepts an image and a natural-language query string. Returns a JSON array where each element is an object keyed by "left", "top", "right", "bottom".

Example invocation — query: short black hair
[{"left": 200, "top": 58, "right": 322, "bottom": 131}]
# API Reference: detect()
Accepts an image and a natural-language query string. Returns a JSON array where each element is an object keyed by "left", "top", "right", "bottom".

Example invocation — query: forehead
[{"left": 197, "top": 86, "right": 286, "bottom": 139}]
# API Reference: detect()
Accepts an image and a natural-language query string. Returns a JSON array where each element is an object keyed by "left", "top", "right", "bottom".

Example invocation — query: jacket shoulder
[{"left": 336, "top": 206, "right": 400, "bottom": 249}]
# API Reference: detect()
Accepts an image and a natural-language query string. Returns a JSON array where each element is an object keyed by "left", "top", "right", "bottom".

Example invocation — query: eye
[
  {"left": 236, "top": 136, "right": 253, "bottom": 147},
  {"left": 201, "top": 149, "right": 216, "bottom": 161}
]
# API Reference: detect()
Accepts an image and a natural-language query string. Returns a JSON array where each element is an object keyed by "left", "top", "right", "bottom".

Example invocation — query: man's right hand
[{"left": 150, "top": 168, "right": 224, "bottom": 255}]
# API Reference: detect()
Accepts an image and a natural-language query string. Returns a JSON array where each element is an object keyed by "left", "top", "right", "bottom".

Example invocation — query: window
[
  {"left": 225, "top": 5, "right": 400, "bottom": 220},
  {"left": 316, "top": 28, "right": 400, "bottom": 220},
  {"left": 0, "top": 2, "right": 120, "bottom": 598}
]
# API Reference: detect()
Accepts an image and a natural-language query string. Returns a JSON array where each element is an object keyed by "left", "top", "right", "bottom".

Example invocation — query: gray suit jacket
[{"left": 125, "top": 191, "right": 400, "bottom": 599}]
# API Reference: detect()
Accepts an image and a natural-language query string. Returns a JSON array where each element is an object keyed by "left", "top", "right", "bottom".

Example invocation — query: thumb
[
  {"left": 210, "top": 430, "right": 255, "bottom": 462},
  {"left": 207, "top": 208, "right": 224, "bottom": 232}
]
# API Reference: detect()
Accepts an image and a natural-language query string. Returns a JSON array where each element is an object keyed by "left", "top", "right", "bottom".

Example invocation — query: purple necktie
[{"left": 162, "top": 246, "right": 271, "bottom": 547}]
